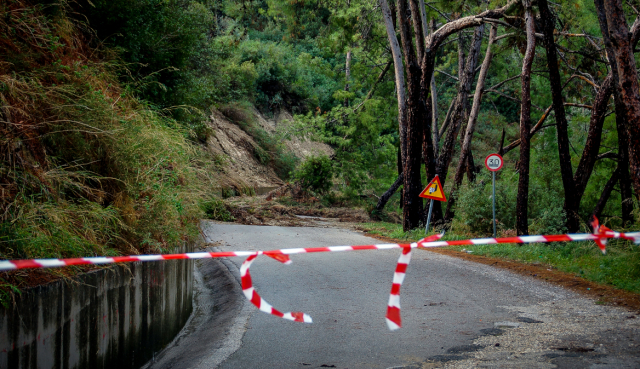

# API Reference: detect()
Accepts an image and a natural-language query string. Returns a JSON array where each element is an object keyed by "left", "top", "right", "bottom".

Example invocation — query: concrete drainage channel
[
  {"left": 0, "top": 244, "right": 194, "bottom": 369},
  {"left": 141, "top": 248, "right": 251, "bottom": 369}
]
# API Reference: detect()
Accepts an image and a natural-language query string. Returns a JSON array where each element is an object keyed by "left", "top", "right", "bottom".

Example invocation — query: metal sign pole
[
  {"left": 492, "top": 171, "right": 496, "bottom": 238},
  {"left": 425, "top": 199, "right": 434, "bottom": 235}
]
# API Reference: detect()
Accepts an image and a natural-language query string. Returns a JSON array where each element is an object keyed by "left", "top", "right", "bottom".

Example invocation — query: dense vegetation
[{"left": 1, "top": 0, "right": 639, "bottom": 294}]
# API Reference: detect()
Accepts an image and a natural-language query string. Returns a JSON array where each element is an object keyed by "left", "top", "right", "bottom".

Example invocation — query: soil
[
  {"left": 360, "top": 232, "right": 640, "bottom": 313},
  {"left": 223, "top": 191, "right": 371, "bottom": 227}
]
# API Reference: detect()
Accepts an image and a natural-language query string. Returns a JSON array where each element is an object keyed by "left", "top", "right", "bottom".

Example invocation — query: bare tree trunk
[
  {"left": 364, "top": 60, "right": 392, "bottom": 101},
  {"left": 573, "top": 75, "right": 613, "bottom": 202},
  {"left": 376, "top": 173, "right": 403, "bottom": 213},
  {"left": 409, "top": 0, "right": 425, "bottom": 62},
  {"left": 344, "top": 49, "right": 352, "bottom": 107},
  {"left": 436, "top": 26, "right": 484, "bottom": 184},
  {"left": 427, "top": 26, "right": 484, "bottom": 225},
  {"left": 379, "top": 0, "right": 406, "bottom": 170},
  {"left": 595, "top": 0, "right": 635, "bottom": 224},
  {"left": 445, "top": 25, "right": 497, "bottom": 222},
  {"left": 601, "top": 0, "right": 640, "bottom": 200},
  {"left": 617, "top": 119, "right": 634, "bottom": 225},
  {"left": 592, "top": 167, "right": 620, "bottom": 219},
  {"left": 419, "top": 0, "right": 428, "bottom": 40},
  {"left": 398, "top": 0, "right": 424, "bottom": 230},
  {"left": 540, "top": 0, "right": 579, "bottom": 232},
  {"left": 379, "top": 0, "right": 410, "bottom": 220},
  {"left": 466, "top": 150, "right": 477, "bottom": 182},
  {"left": 430, "top": 19, "right": 439, "bottom": 151},
  {"left": 516, "top": 0, "right": 536, "bottom": 236}
]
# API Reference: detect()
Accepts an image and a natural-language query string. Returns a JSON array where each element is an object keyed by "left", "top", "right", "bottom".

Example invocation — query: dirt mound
[
  {"left": 223, "top": 195, "right": 371, "bottom": 227},
  {"left": 254, "top": 109, "right": 333, "bottom": 160},
  {"left": 205, "top": 109, "right": 283, "bottom": 189}
]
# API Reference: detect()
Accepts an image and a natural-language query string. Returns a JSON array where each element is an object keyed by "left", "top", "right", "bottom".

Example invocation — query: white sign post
[{"left": 484, "top": 153, "right": 503, "bottom": 237}]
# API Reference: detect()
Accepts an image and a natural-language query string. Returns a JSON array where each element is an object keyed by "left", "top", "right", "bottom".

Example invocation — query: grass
[
  {"left": 360, "top": 221, "right": 640, "bottom": 294},
  {"left": 0, "top": 0, "right": 223, "bottom": 295}
]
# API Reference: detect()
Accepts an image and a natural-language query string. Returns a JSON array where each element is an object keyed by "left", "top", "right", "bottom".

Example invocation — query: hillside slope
[{"left": 206, "top": 108, "right": 333, "bottom": 191}]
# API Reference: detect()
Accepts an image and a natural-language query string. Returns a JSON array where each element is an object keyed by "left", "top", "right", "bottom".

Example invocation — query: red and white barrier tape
[
  {"left": 3, "top": 229, "right": 637, "bottom": 272},
  {"left": 0, "top": 219, "right": 637, "bottom": 330},
  {"left": 385, "top": 233, "right": 443, "bottom": 330},
  {"left": 241, "top": 253, "right": 313, "bottom": 323}
]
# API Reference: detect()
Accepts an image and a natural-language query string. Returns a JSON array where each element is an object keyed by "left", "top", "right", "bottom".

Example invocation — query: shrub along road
[{"left": 146, "top": 221, "right": 640, "bottom": 368}]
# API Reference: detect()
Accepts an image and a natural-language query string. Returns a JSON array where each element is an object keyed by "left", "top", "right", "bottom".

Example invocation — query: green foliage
[
  {"left": 201, "top": 197, "right": 234, "bottom": 222},
  {"left": 294, "top": 155, "right": 334, "bottom": 194}
]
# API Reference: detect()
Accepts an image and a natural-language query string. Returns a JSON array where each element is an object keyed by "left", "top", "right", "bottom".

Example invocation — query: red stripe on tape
[
  {"left": 291, "top": 312, "right": 305, "bottom": 322},
  {"left": 351, "top": 245, "right": 382, "bottom": 250},
  {"left": 543, "top": 235, "right": 573, "bottom": 242},
  {"left": 395, "top": 264, "right": 408, "bottom": 273},
  {"left": 63, "top": 258, "right": 94, "bottom": 265},
  {"left": 390, "top": 283, "right": 401, "bottom": 295},
  {"left": 386, "top": 306, "right": 401, "bottom": 326},
  {"left": 251, "top": 290, "right": 261, "bottom": 307},
  {"left": 162, "top": 253, "right": 188, "bottom": 260},
  {"left": 12, "top": 260, "right": 43, "bottom": 269},
  {"left": 242, "top": 272, "right": 253, "bottom": 290},
  {"left": 112, "top": 256, "right": 141, "bottom": 263},
  {"left": 445, "top": 239, "right": 474, "bottom": 245},
  {"left": 304, "top": 247, "right": 331, "bottom": 253},
  {"left": 496, "top": 237, "right": 523, "bottom": 243}
]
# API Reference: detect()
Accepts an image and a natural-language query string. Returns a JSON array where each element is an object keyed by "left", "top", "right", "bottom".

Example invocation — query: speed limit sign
[{"left": 485, "top": 153, "right": 503, "bottom": 172}]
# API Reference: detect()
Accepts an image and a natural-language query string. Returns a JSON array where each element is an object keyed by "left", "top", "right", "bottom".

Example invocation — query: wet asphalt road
[{"left": 145, "top": 221, "right": 640, "bottom": 369}]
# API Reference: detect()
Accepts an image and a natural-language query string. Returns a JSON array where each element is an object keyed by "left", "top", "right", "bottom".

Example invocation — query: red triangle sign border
[{"left": 419, "top": 175, "right": 447, "bottom": 202}]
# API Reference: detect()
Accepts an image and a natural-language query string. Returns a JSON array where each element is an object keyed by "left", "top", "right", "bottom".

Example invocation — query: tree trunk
[
  {"left": 594, "top": 0, "right": 635, "bottom": 224},
  {"left": 602, "top": 0, "right": 640, "bottom": 200},
  {"left": 516, "top": 0, "right": 536, "bottom": 236},
  {"left": 398, "top": 0, "right": 425, "bottom": 230},
  {"left": 436, "top": 25, "right": 485, "bottom": 184},
  {"left": 430, "top": 19, "right": 439, "bottom": 152},
  {"left": 376, "top": 173, "right": 403, "bottom": 213},
  {"left": 364, "top": 60, "right": 392, "bottom": 101},
  {"left": 573, "top": 75, "right": 613, "bottom": 202},
  {"left": 617, "top": 118, "right": 634, "bottom": 225},
  {"left": 540, "top": 0, "right": 579, "bottom": 232},
  {"left": 592, "top": 167, "right": 620, "bottom": 219},
  {"left": 379, "top": 0, "right": 409, "bottom": 217},
  {"left": 427, "top": 26, "right": 483, "bottom": 225},
  {"left": 466, "top": 149, "right": 477, "bottom": 183},
  {"left": 409, "top": 0, "right": 425, "bottom": 62},
  {"left": 445, "top": 25, "right": 497, "bottom": 222},
  {"left": 344, "top": 49, "right": 352, "bottom": 107}
]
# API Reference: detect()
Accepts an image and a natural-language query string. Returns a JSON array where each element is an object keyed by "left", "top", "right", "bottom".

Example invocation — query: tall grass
[{"left": 0, "top": 0, "right": 215, "bottom": 268}]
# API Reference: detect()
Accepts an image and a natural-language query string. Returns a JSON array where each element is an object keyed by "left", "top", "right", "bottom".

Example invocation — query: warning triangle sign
[{"left": 419, "top": 175, "right": 447, "bottom": 202}]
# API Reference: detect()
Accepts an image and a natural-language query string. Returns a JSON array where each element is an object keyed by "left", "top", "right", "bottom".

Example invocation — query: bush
[
  {"left": 294, "top": 155, "right": 334, "bottom": 194},
  {"left": 201, "top": 197, "right": 234, "bottom": 222}
]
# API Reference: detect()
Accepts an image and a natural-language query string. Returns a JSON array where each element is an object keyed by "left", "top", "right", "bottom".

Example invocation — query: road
[{"left": 145, "top": 221, "right": 640, "bottom": 369}]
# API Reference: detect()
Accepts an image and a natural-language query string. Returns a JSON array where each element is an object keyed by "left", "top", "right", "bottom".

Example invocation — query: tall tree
[
  {"left": 516, "top": 0, "right": 536, "bottom": 235},
  {"left": 445, "top": 25, "right": 497, "bottom": 222},
  {"left": 594, "top": 0, "right": 636, "bottom": 224},
  {"left": 539, "top": 0, "right": 579, "bottom": 232},
  {"left": 600, "top": 0, "right": 640, "bottom": 201}
]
